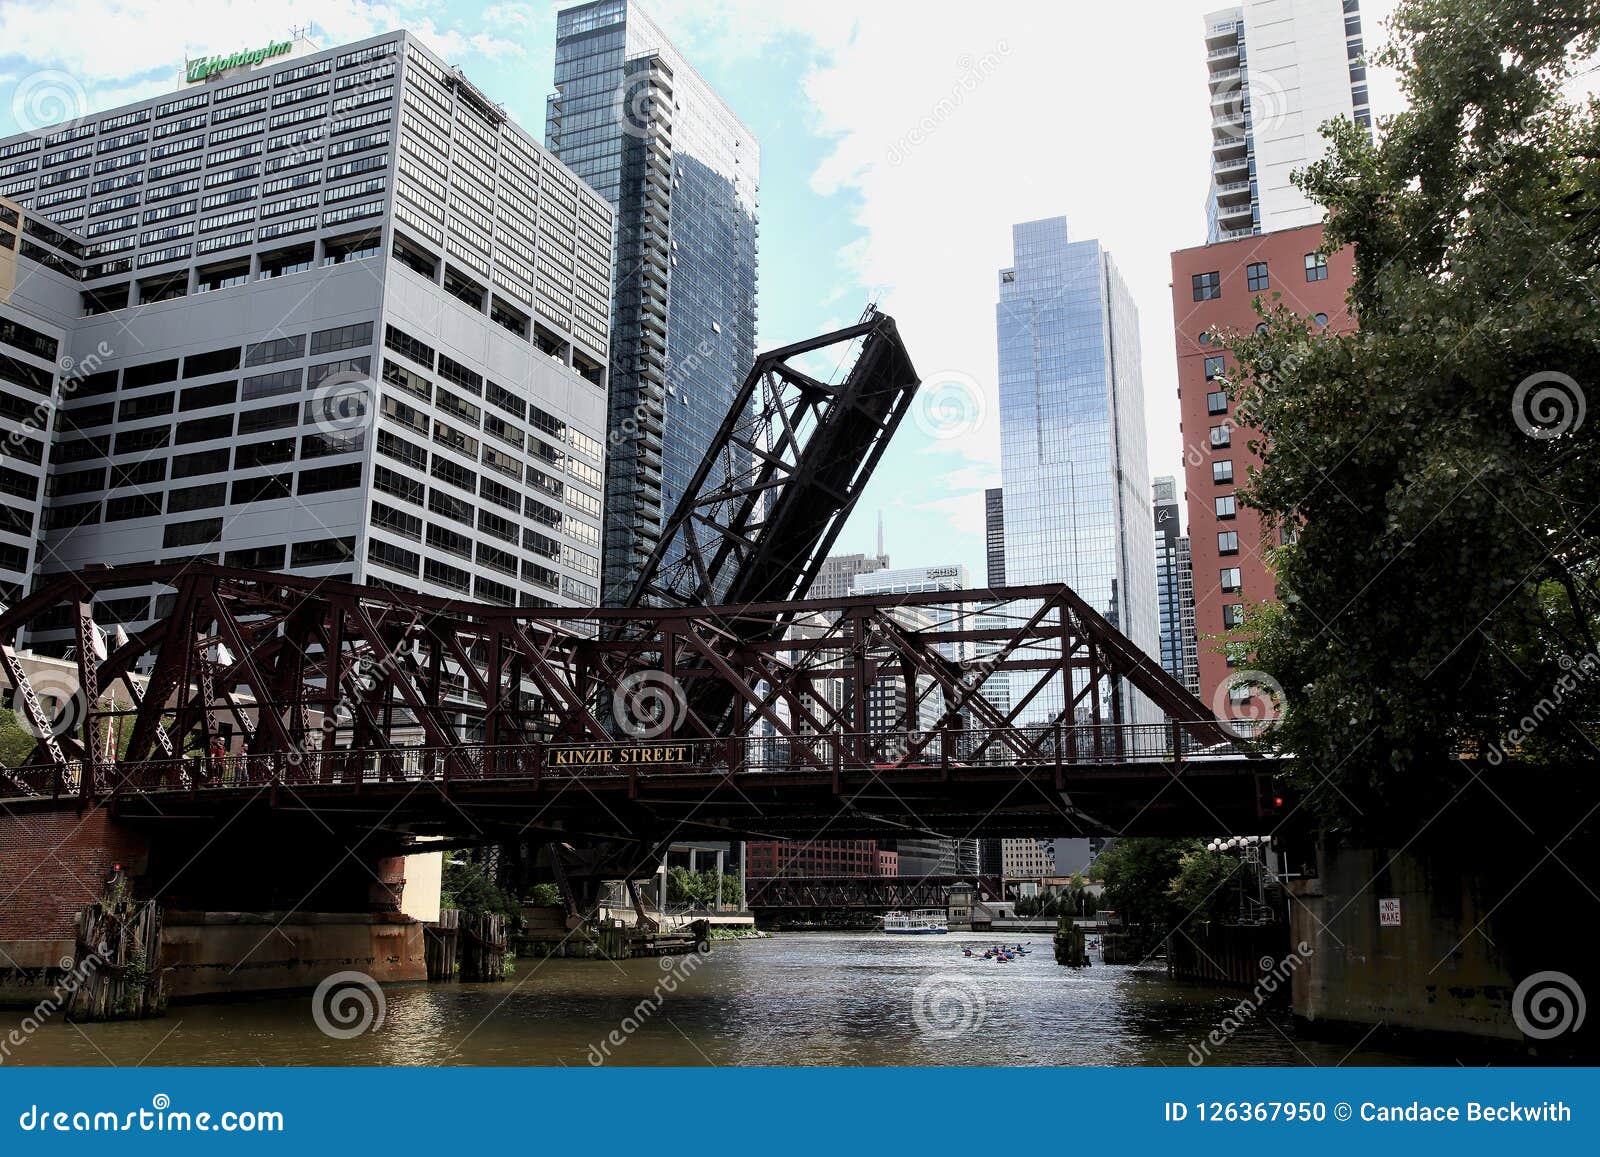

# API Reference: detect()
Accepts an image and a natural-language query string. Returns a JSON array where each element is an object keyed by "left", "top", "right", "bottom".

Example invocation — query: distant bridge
[{"left": 746, "top": 875, "right": 1003, "bottom": 911}]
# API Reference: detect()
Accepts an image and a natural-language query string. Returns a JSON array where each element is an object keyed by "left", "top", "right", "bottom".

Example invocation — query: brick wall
[{"left": 0, "top": 806, "right": 147, "bottom": 940}]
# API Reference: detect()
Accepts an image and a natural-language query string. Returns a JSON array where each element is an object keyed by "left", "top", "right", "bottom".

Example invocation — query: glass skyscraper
[
  {"left": 547, "top": 1, "right": 760, "bottom": 605},
  {"left": 996, "top": 216, "right": 1160, "bottom": 725},
  {"left": 1154, "top": 475, "right": 1200, "bottom": 697}
]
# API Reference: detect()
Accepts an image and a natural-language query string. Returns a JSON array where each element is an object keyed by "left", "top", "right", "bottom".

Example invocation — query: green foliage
[
  {"left": 1097, "top": 838, "right": 1203, "bottom": 934},
  {"left": 525, "top": 883, "right": 562, "bottom": 907},
  {"left": 1014, "top": 880, "right": 1098, "bottom": 919},
  {"left": 666, "top": 866, "right": 742, "bottom": 909},
  {"left": 0, "top": 707, "right": 38, "bottom": 769},
  {"left": 1223, "top": 0, "right": 1600, "bottom": 830},
  {"left": 440, "top": 855, "right": 519, "bottom": 917},
  {"left": 1169, "top": 848, "right": 1249, "bottom": 927}
]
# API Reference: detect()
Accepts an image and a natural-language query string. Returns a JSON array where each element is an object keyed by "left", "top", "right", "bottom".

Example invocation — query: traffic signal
[{"left": 1255, "top": 775, "right": 1287, "bottom": 816}]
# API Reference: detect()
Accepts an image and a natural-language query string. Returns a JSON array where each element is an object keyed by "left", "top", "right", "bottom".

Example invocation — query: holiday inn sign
[{"left": 186, "top": 39, "right": 293, "bottom": 83}]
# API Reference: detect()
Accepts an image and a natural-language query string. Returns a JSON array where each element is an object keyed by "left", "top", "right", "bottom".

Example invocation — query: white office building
[
  {"left": 1203, "top": 0, "right": 1372, "bottom": 241},
  {"left": 0, "top": 32, "right": 615, "bottom": 653}
]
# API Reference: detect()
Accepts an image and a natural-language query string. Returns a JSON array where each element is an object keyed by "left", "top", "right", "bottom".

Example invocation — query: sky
[{"left": 0, "top": 0, "right": 1405, "bottom": 583}]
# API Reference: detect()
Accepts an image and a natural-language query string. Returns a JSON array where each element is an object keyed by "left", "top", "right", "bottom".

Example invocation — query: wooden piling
[
  {"left": 65, "top": 898, "right": 165, "bottom": 1020},
  {"left": 424, "top": 909, "right": 460, "bottom": 981},
  {"left": 459, "top": 911, "right": 507, "bottom": 981}
]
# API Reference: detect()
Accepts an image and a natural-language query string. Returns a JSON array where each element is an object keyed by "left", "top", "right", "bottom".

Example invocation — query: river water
[{"left": 10, "top": 931, "right": 1431, "bottom": 1066}]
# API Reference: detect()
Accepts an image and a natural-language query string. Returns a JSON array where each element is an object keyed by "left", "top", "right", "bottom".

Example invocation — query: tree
[
  {"left": 440, "top": 854, "right": 519, "bottom": 917},
  {"left": 1096, "top": 838, "right": 1202, "bottom": 934},
  {"left": 1225, "top": 0, "right": 1600, "bottom": 830},
  {"left": 666, "top": 867, "right": 741, "bottom": 909},
  {"left": 526, "top": 883, "right": 562, "bottom": 907},
  {"left": 1169, "top": 848, "right": 1248, "bottom": 927},
  {"left": 0, "top": 708, "right": 38, "bottom": 769}
]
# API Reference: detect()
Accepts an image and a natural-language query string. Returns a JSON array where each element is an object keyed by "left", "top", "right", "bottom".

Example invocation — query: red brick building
[
  {"left": 744, "top": 839, "right": 894, "bottom": 878},
  {"left": 1170, "top": 223, "right": 1356, "bottom": 723}
]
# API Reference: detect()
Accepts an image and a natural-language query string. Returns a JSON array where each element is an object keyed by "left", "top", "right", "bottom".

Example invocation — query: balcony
[
  {"left": 1212, "top": 153, "right": 1249, "bottom": 177},
  {"left": 1214, "top": 179, "right": 1252, "bottom": 204},
  {"left": 1208, "top": 44, "right": 1240, "bottom": 63},
  {"left": 1208, "top": 67, "right": 1241, "bottom": 89},
  {"left": 1215, "top": 225, "right": 1256, "bottom": 241},
  {"left": 1216, "top": 201, "right": 1255, "bottom": 228}
]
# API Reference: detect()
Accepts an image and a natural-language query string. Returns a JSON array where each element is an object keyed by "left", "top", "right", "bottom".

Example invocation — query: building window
[
  {"left": 1220, "top": 567, "right": 1242, "bottom": 592},
  {"left": 1305, "top": 252, "right": 1328, "bottom": 282},
  {"left": 1203, "top": 355, "right": 1226, "bottom": 380},
  {"left": 1215, "top": 494, "right": 1237, "bottom": 519},
  {"left": 1218, "top": 531, "right": 1240, "bottom": 555},
  {"left": 1246, "top": 262, "right": 1269, "bottom": 292},
  {"left": 1223, "top": 603, "right": 1246, "bottom": 629},
  {"left": 1213, "top": 459, "right": 1234, "bottom": 484},
  {"left": 1206, "top": 390, "right": 1228, "bottom": 415},
  {"left": 1209, "top": 423, "right": 1231, "bottom": 448},
  {"left": 1192, "top": 271, "right": 1221, "bottom": 301}
]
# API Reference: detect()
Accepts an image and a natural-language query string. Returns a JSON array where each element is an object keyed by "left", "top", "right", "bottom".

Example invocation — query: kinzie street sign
[
  {"left": 545, "top": 742, "right": 699, "bottom": 769},
  {"left": 187, "top": 39, "right": 293, "bottom": 83}
]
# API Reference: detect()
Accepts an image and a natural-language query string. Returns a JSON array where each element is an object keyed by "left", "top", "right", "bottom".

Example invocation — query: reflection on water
[{"left": 9, "top": 932, "right": 1428, "bottom": 1066}]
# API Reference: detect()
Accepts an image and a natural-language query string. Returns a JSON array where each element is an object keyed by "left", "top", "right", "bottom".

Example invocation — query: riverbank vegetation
[{"left": 1223, "top": 0, "right": 1600, "bottom": 832}]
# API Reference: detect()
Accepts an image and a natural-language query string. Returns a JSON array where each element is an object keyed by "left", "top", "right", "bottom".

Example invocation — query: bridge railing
[{"left": 5, "top": 722, "right": 1258, "bottom": 802}]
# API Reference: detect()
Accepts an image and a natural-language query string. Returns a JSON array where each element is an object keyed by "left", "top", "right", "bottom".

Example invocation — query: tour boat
[{"left": 882, "top": 910, "right": 949, "bottom": 935}]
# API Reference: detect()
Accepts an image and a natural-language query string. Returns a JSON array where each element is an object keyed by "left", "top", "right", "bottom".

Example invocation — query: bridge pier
[
  {"left": 0, "top": 804, "right": 429, "bottom": 1009},
  {"left": 1289, "top": 823, "right": 1599, "bottom": 1061}
]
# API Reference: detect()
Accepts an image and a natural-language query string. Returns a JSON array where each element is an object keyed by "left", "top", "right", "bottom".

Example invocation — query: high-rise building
[
  {"left": 548, "top": 0, "right": 760, "bottom": 605},
  {"left": 1203, "top": 0, "right": 1371, "bottom": 242},
  {"left": 0, "top": 219, "right": 72, "bottom": 606},
  {"left": 984, "top": 487, "right": 1005, "bottom": 586},
  {"left": 1171, "top": 223, "right": 1355, "bottom": 718},
  {"left": 812, "top": 549, "right": 888, "bottom": 601},
  {"left": 743, "top": 838, "right": 891, "bottom": 878},
  {"left": 996, "top": 216, "right": 1159, "bottom": 724},
  {"left": 892, "top": 837, "right": 976, "bottom": 877},
  {"left": 1001, "top": 838, "right": 1054, "bottom": 881},
  {"left": 0, "top": 32, "right": 614, "bottom": 656},
  {"left": 1154, "top": 475, "right": 1200, "bottom": 697}
]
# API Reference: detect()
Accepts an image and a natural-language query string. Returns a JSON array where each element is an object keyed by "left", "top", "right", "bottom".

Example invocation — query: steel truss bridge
[
  {"left": 0, "top": 310, "right": 1275, "bottom": 855},
  {"left": 746, "top": 875, "right": 1004, "bottom": 911},
  {"left": 0, "top": 562, "right": 1273, "bottom": 841}
]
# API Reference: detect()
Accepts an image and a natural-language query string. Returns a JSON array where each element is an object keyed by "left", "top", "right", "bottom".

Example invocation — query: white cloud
[
  {"left": 0, "top": 0, "right": 535, "bottom": 129},
  {"left": 656, "top": 0, "right": 1406, "bottom": 571}
]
